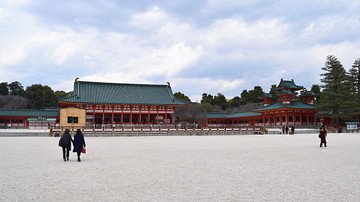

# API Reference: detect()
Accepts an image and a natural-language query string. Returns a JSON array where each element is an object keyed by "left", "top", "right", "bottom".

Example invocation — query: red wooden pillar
[
  {"left": 292, "top": 112, "right": 295, "bottom": 126},
  {"left": 130, "top": 105, "right": 133, "bottom": 124},
  {"left": 120, "top": 105, "right": 124, "bottom": 124},
  {"left": 147, "top": 106, "right": 151, "bottom": 124},
  {"left": 111, "top": 105, "right": 114, "bottom": 125},
  {"left": 102, "top": 105, "right": 105, "bottom": 125},
  {"left": 172, "top": 106, "right": 176, "bottom": 124},
  {"left": 92, "top": 104, "right": 95, "bottom": 125},
  {"left": 156, "top": 106, "right": 159, "bottom": 124},
  {"left": 139, "top": 106, "right": 142, "bottom": 124},
  {"left": 300, "top": 112, "right": 303, "bottom": 126},
  {"left": 306, "top": 111, "right": 309, "bottom": 125}
]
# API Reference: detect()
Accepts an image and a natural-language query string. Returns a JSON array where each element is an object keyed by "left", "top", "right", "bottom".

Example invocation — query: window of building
[{"left": 68, "top": 117, "right": 79, "bottom": 124}]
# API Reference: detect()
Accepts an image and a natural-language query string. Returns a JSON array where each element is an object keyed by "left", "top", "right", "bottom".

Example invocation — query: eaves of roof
[
  {"left": 252, "top": 101, "right": 315, "bottom": 112},
  {"left": 0, "top": 109, "right": 60, "bottom": 117}
]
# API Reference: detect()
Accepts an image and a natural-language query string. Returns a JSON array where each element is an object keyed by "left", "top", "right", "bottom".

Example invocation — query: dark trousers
[
  {"left": 320, "top": 138, "right": 327, "bottom": 147},
  {"left": 62, "top": 146, "right": 70, "bottom": 160}
]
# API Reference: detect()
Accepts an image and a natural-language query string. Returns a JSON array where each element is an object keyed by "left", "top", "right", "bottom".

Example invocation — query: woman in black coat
[
  {"left": 73, "top": 129, "right": 86, "bottom": 162},
  {"left": 61, "top": 129, "right": 73, "bottom": 161}
]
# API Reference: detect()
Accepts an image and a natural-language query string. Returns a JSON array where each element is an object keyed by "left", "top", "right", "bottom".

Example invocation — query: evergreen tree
[
  {"left": 319, "top": 55, "right": 355, "bottom": 126},
  {"left": 348, "top": 58, "right": 360, "bottom": 103},
  {"left": 240, "top": 90, "right": 249, "bottom": 104},
  {"left": 8, "top": 81, "right": 25, "bottom": 96},
  {"left": 200, "top": 93, "right": 214, "bottom": 105},
  {"left": 213, "top": 93, "right": 228, "bottom": 109},
  {"left": 0, "top": 82, "right": 9, "bottom": 95},
  {"left": 310, "top": 84, "right": 321, "bottom": 94},
  {"left": 229, "top": 96, "right": 241, "bottom": 107},
  {"left": 25, "top": 84, "right": 58, "bottom": 109},
  {"left": 173, "top": 92, "right": 191, "bottom": 103}
]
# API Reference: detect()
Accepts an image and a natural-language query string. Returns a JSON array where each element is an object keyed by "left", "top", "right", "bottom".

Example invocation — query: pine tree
[
  {"left": 348, "top": 58, "right": 360, "bottom": 103},
  {"left": 319, "top": 55, "right": 349, "bottom": 126}
]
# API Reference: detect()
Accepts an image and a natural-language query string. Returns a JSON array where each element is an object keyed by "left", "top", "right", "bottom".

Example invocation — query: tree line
[{"left": 0, "top": 81, "right": 72, "bottom": 109}]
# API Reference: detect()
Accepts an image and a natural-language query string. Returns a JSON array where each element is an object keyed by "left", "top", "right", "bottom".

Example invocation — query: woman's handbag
[
  {"left": 58, "top": 137, "right": 63, "bottom": 147},
  {"left": 81, "top": 147, "right": 86, "bottom": 153}
]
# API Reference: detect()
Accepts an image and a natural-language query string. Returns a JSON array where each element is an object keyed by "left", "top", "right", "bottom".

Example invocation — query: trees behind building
[{"left": 0, "top": 81, "right": 73, "bottom": 109}]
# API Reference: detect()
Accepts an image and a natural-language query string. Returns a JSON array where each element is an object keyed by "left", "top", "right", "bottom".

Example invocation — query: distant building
[
  {"left": 59, "top": 80, "right": 187, "bottom": 128},
  {"left": 207, "top": 79, "right": 319, "bottom": 127}
]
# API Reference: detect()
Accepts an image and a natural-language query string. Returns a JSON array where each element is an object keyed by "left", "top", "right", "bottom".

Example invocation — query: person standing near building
[
  {"left": 73, "top": 129, "right": 86, "bottom": 162},
  {"left": 291, "top": 126, "right": 295, "bottom": 135},
  {"left": 286, "top": 125, "right": 289, "bottom": 134},
  {"left": 61, "top": 129, "right": 73, "bottom": 161},
  {"left": 319, "top": 125, "right": 327, "bottom": 148}
]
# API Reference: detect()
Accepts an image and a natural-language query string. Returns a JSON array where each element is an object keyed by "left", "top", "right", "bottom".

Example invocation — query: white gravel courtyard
[{"left": 0, "top": 133, "right": 359, "bottom": 201}]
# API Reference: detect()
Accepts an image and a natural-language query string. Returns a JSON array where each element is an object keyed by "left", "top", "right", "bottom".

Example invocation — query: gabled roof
[
  {"left": 276, "top": 89, "right": 297, "bottom": 96},
  {"left": 252, "top": 101, "right": 315, "bottom": 112},
  {"left": 274, "top": 79, "right": 304, "bottom": 91},
  {"left": 0, "top": 109, "right": 59, "bottom": 117},
  {"left": 60, "top": 81, "right": 187, "bottom": 106}
]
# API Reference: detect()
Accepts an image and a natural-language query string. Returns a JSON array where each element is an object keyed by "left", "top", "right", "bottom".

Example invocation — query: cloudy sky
[{"left": 1, "top": 0, "right": 360, "bottom": 101}]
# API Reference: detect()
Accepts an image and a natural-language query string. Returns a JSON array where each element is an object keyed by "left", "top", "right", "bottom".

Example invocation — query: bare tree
[
  {"left": 175, "top": 103, "right": 208, "bottom": 128},
  {"left": 0, "top": 95, "right": 28, "bottom": 109}
]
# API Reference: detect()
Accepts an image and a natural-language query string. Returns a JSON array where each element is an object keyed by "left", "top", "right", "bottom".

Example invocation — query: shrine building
[
  {"left": 207, "top": 79, "right": 319, "bottom": 127},
  {"left": 59, "top": 80, "right": 187, "bottom": 128}
]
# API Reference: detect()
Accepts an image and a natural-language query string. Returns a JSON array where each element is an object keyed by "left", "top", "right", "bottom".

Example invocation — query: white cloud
[
  {"left": 1, "top": 2, "right": 360, "bottom": 100},
  {"left": 171, "top": 77, "right": 245, "bottom": 101},
  {"left": 3, "top": 0, "right": 34, "bottom": 6},
  {"left": 0, "top": 8, "right": 10, "bottom": 22}
]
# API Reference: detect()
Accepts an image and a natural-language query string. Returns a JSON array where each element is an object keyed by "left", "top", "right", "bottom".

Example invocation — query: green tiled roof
[
  {"left": 208, "top": 112, "right": 262, "bottom": 119},
  {"left": 60, "top": 81, "right": 188, "bottom": 105},
  {"left": 274, "top": 79, "right": 303, "bottom": 91},
  {"left": 253, "top": 101, "right": 315, "bottom": 111},
  {"left": 276, "top": 89, "right": 297, "bottom": 96},
  {"left": 0, "top": 109, "right": 59, "bottom": 117}
]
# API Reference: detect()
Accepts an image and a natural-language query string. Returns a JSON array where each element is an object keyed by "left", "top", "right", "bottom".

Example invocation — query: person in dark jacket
[
  {"left": 61, "top": 129, "right": 73, "bottom": 161},
  {"left": 319, "top": 125, "right": 327, "bottom": 148},
  {"left": 73, "top": 129, "right": 86, "bottom": 162}
]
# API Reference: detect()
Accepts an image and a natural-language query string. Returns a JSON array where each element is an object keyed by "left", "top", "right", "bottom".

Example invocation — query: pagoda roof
[
  {"left": 60, "top": 81, "right": 188, "bottom": 106},
  {"left": 0, "top": 109, "right": 59, "bottom": 117},
  {"left": 207, "top": 111, "right": 262, "bottom": 119},
  {"left": 275, "top": 89, "right": 297, "bottom": 96},
  {"left": 252, "top": 101, "right": 315, "bottom": 112},
  {"left": 274, "top": 79, "right": 304, "bottom": 91}
]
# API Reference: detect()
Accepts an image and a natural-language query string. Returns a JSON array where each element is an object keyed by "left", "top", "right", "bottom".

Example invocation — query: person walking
[
  {"left": 291, "top": 126, "right": 295, "bottom": 135},
  {"left": 319, "top": 125, "right": 327, "bottom": 148},
  {"left": 61, "top": 129, "right": 73, "bottom": 162},
  {"left": 73, "top": 129, "right": 86, "bottom": 162}
]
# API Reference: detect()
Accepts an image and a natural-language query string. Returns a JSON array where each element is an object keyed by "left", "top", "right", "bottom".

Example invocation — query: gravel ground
[{"left": 0, "top": 133, "right": 359, "bottom": 201}]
